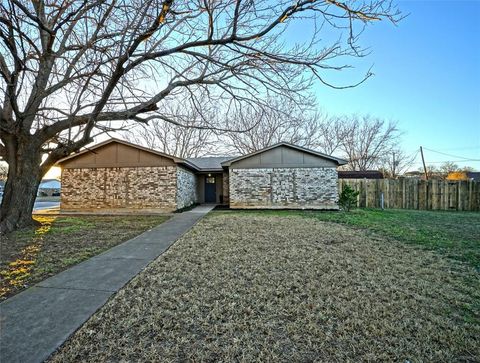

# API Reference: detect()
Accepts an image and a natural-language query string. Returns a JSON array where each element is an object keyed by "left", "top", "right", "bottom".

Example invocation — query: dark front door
[{"left": 205, "top": 176, "right": 216, "bottom": 203}]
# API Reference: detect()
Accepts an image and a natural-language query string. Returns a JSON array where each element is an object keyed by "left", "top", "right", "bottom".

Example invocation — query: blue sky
[{"left": 309, "top": 0, "right": 480, "bottom": 170}]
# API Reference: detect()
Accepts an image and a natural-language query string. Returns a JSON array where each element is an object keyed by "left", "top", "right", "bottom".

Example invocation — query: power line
[
  {"left": 411, "top": 159, "right": 479, "bottom": 164},
  {"left": 428, "top": 146, "right": 480, "bottom": 152},
  {"left": 422, "top": 147, "right": 480, "bottom": 161}
]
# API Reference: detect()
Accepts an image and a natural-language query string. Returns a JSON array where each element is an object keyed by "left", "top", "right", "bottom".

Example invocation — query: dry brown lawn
[
  {"left": 50, "top": 212, "right": 479, "bottom": 362},
  {"left": 0, "top": 215, "right": 169, "bottom": 300}
]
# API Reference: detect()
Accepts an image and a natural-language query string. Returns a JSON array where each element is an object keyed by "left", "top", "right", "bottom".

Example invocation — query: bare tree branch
[
  {"left": 125, "top": 103, "right": 217, "bottom": 158},
  {"left": 337, "top": 114, "right": 401, "bottom": 171}
]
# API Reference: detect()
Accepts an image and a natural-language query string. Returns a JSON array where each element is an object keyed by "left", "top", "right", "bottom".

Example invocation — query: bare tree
[
  {"left": 338, "top": 115, "right": 400, "bottom": 171},
  {"left": 125, "top": 104, "right": 216, "bottom": 158},
  {"left": 439, "top": 161, "right": 460, "bottom": 176},
  {"left": 414, "top": 162, "right": 475, "bottom": 180},
  {"left": 379, "top": 148, "right": 415, "bottom": 178},
  {"left": 437, "top": 162, "right": 474, "bottom": 178},
  {"left": 315, "top": 116, "right": 347, "bottom": 155},
  {"left": 127, "top": 120, "right": 215, "bottom": 158},
  {"left": 0, "top": 0, "right": 400, "bottom": 232},
  {"left": 221, "top": 97, "right": 324, "bottom": 154},
  {"left": 418, "top": 165, "right": 443, "bottom": 180}
]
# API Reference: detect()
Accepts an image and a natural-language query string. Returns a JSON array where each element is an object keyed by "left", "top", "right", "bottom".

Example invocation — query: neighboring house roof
[
  {"left": 186, "top": 156, "right": 236, "bottom": 172},
  {"left": 221, "top": 142, "right": 348, "bottom": 167},
  {"left": 39, "top": 179, "right": 61, "bottom": 189},
  {"left": 467, "top": 172, "right": 480, "bottom": 181},
  {"left": 338, "top": 170, "right": 384, "bottom": 179},
  {"left": 404, "top": 171, "right": 423, "bottom": 177}
]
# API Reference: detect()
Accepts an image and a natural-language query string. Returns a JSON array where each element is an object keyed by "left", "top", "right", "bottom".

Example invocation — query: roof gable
[
  {"left": 221, "top": 142, "right": 347, "bottom": 168},
  {"left": 57, "top": 138, "right": 184, "bottom": 169}
]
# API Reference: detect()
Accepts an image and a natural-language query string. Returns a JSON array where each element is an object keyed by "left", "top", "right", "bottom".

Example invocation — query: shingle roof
[
  {"left": 186, "top": 156, "right": 236, "bottom": 171},
  {"left": 338, "top": 170, "right": 384, "bottom": 179},
  {"left": 467, "top": 172, "right": 480, "bottom": 181}
]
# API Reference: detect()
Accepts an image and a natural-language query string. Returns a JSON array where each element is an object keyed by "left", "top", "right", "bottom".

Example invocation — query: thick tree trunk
[{"left": 0, "top": 139, "right": 43, "bottom": 234}]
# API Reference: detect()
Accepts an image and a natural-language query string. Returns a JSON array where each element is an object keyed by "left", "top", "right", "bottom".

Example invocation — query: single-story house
[{"left": 57, "top": 138, "right": 347, "bottom": 212}]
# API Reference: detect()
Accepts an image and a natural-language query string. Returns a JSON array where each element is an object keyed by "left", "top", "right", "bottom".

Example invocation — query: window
[{"left": 206, "top": 177, "right": 215, "bottom": 184}]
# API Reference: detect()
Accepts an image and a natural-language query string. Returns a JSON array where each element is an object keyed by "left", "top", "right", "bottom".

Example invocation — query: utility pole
[
  {"left": 420, "top": 146, "right": 428, "bottom": 180},
  {"left": 392, "top": 151, "right": 396, "bottom": 178}
]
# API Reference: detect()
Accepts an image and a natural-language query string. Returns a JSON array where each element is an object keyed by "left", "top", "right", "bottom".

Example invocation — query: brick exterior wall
[
  {"left": 222, "top": 171, "right": 230, "bottom": 205},
  {"left": 61, "top": 166, "right": 178, "bottom": 211},
  {"left": 176, "top": 167, "right": 198, "bottom": 209},
  {"left": 229, "top": 167, "right": 339, "bottom": 209}
]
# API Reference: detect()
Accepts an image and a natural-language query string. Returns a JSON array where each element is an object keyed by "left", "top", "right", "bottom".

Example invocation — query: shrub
[{"left": 339, "top": 185, "right": 359, "bottom": 212}]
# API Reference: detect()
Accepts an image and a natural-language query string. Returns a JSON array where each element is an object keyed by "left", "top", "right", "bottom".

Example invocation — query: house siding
[
  {"left": 229, "top": 167, "right": 339, "bottom": 209},
  {"left": 61, "top": 166, "right": 177, "bottom": 211},
  {"left": 176, "top": 167, "right": 198, "bottom": 209}
]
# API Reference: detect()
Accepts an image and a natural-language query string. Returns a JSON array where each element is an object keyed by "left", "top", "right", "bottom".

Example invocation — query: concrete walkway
[{"left": 0, "top": 205, "right": 215, "bottom": 363}]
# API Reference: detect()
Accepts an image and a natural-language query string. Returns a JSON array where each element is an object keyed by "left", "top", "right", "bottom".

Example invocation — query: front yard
[
  {"left": 237, "top": 208, "right": 480, "bottom": 270},
  {"left": 0, "top": 215, "right": 169, "bottom": 300},
  {"left": 50, "top": 210, "right": 479, "bottom": 362}
]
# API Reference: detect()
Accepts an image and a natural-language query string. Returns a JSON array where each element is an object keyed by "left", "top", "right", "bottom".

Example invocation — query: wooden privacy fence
[{"left": 338, "top": 178, "right": 480, "bottom": 211}]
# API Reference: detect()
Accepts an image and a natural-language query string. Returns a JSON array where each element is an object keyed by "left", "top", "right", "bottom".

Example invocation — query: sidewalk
[{"left": 0, "top": 205, "right": 215, "bottom": 363}]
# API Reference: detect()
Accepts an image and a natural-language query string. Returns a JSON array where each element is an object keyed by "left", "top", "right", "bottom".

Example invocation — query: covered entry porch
[{"left": 196, "top": 172, "right": 227, "bottom": 204}]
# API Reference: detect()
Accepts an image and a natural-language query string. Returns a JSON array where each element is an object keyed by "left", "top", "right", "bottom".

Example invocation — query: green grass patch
[
  {"left": 215, "top": 209, "right": 480, "bottom": 270},
  {"left": 48, "top": 217, "right": 95, "bottom": 234}
]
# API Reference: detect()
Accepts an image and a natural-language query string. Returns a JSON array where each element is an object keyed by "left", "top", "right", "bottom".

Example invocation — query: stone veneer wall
[
  {"left": 61, "top": 166, "right": 177, "bottom": 211},
  {"left": 176, "top": 167, "right": 198, "bottom": 209},
  {"left": 222, "top": 171, "right": 230, "bottom": 205},
  {"left": 229, "top": 167, "right": 339, "bottom": 209}
]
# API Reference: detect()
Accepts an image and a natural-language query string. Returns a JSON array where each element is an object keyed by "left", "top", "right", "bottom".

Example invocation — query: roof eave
[
  {"left": 177, "top": 161, "right": 200, "bottom": 172},
  {"left": 195, "top": 167, "right": 226, "bottom": 173}
]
